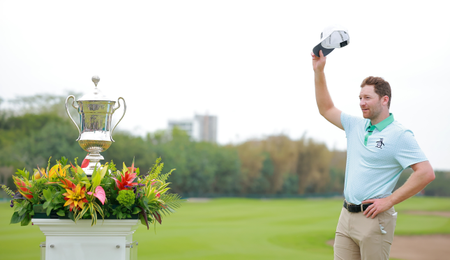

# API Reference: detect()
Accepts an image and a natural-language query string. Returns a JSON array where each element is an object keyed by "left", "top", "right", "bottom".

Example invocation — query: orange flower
[{"left": 63, "top": 184, "right": 88, "bottom": 212}]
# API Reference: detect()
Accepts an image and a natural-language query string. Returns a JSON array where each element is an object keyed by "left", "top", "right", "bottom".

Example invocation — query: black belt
[{"left": 343, "top": 200, "right": 372, "bottom": 213}]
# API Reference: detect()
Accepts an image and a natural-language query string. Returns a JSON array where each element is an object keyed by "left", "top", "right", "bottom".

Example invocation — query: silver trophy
[{"left": 65, "top": 76, "right": 126, "bottom": 176}]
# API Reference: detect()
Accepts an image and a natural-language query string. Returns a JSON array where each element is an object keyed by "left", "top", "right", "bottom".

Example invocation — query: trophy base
[
  {"left": 78, "top": 139, "right": 112, "bottom": 176},
  {"left": 84, "top": 152, "right": 105, "bottom": 176}
]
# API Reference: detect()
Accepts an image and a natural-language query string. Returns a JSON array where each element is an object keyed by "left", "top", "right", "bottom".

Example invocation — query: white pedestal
[{"left": 32, "top": 218, "right": 140, "bottom": 260}]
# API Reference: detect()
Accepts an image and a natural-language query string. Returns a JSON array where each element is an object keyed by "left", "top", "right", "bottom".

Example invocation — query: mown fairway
[{"left": 1, "top": 197, "right": 449, "bottom": 260}]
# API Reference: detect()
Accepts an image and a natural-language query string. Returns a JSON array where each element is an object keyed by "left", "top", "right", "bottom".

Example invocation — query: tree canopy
[{"left": 1, "top": 94, "right": 447, "bottom": 198}]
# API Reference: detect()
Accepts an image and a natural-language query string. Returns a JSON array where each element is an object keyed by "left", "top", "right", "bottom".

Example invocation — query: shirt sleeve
[
  {"left": 341, "top": 112, "right": 365, "bottom": 136},
  {"left": 394, "top": 129, "right": 428, "bottom": 169}
]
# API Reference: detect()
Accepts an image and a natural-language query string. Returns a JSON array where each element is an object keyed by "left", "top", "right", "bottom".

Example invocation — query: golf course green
[{"left": 1, "top": 197, "right": 449, "bottom": 260}]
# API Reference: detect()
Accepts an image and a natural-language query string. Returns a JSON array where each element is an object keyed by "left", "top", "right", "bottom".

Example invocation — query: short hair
[{"left": 360, "top": 76, "right": 392, "bottom": 108}]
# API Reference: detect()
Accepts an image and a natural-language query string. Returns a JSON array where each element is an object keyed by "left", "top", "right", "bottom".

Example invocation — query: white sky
[{"left": 1, "top": 1, "right": 449, "bottom": 170}]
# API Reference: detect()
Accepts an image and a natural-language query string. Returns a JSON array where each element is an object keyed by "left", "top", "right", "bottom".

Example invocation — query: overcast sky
[{"left": 1, "top": 1, "right": 449, "bottom": 170}]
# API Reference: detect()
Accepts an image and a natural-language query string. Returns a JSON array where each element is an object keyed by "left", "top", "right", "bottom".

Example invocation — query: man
[{"left": 312, "top": 50, "right": 435, "bottom": 260}]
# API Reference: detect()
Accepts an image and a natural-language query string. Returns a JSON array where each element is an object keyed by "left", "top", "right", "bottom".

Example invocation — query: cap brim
[{"left": 313, "top": 43, "right": 334, "bottom": 57}]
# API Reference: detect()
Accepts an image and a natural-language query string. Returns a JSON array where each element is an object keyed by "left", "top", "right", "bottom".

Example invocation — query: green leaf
[
  {"left": 88, "top": 203, "right": 97, "bottom": 226},
  {"left": 18, "top": 206, "right": 28, "bottom": 216},
  {"left": 43, "top": 200, "right": 50, "bottom": 208},
  {"left": 60, "top": 156, "right": 68, "bottom": 166},
  {"left": 90, "top": 208, "right": 97, "bottom": 226},
  {"left": 79, "top": 175, "right": 91, "bottom": 190},
  {"left": 132, "top": 207, "right": 141, "bottom": 214},
  {"left": 68, "top": 210, "right": 74, "bottom": 221},
  {"left": 10, "top": 212, "right": 25, "bottom": 224},
  {"left": 99, "top": 164, "right": 109, "bottom": 180},
  {"left": 75, "top": 206, "right": 89, "bottom": 222},
  {"left": 46, "top": 205, "right": 53, "bottom": 216},
  {"left": 15, "top": 168, "right": 30, "bottom": 180},
  {"left": 57, "top": 210, "right": 65, "bottom": 217},
  {"left": 14, "top": 205, "right": 24, "bottom": 213},
  {"left": 91, "top": 171, "right": 101, "bottom": 190},
  {"left": 43, "top": 189, "right": 53, "bottom": 201},
  {"left": 54, "top": 194, "right": 65, "bottom": 204},
  {"left": 92, "top": 203, "right": 104, "bottom": 221},
  {"left": 143, "top": 197, "right": 149, "bottom": 209},
  {"left": 139, "top": 214, "right": 147, "bottom": 226},
  {"left": 157, "top": 168, "right": 175, "bottom": 183},
  {"left": 91, "top": 164, "right": 108, "bottom": 189},
  {"left": 20, "top": 214, "right": 31, "bottom": 226}
]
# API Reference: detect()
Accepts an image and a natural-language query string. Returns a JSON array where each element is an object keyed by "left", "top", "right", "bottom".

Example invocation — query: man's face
[{"left": 359, "top": 85, "right": 383, "bottom": 121}]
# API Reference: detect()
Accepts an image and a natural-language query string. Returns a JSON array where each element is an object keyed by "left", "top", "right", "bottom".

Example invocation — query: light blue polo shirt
[{"left": 341, "top": 112, "right": 427, "bottom": 204}]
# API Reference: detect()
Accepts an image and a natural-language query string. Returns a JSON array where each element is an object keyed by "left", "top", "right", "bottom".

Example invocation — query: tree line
[{"left": 1, "top": 95, "right": 448, "bottom": 198}]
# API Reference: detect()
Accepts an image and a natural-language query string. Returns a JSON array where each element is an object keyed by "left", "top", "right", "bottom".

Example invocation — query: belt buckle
[
  {"left": 344, "top": 200, "right": 350, "bottom": 211},
  {"left": 360, "top": 204, "right": 364, "bottom": 212}
]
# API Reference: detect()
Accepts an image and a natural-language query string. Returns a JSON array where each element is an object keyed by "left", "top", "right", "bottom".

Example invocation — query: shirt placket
[{"left": 364, "top": 125, "right": 376, "bottom": 146}]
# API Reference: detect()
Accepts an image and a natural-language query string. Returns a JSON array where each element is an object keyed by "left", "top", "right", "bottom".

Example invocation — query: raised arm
[{"left": 312, "top": 50, "right": 343, "bottom": 130}]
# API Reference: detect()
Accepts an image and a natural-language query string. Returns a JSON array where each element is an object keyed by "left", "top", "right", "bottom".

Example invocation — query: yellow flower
[
  {"left": 33, "top": 170, "right": 42, "bottom": 180},
  {"left": 48, "top": 164, "right": 70, "bottom": 178},
  {"left": 63, "top": 184, "right": 88, "bottom": 212}
]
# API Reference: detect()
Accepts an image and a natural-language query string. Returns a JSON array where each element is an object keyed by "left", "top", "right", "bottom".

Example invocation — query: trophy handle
[
  {"left": 65, "top": 95, "right": 81, "bottom": 141},
  {"left": 111, "top": 97, "right": 126, "bottom": 142}
]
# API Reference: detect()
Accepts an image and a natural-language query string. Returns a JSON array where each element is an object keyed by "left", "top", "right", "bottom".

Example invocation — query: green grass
[{"left": 1, "top": 197, "right": 449, "bottom": 260}]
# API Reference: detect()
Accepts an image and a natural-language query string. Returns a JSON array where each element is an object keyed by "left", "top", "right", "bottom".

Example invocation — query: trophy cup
[{"left": 65, "top": 76, "right": 126, "bottom": 176}]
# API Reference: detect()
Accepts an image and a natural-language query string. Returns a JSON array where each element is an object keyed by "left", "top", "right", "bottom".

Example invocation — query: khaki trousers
[{"left": 334, "top": 206, "right": 397, "bottom": 260}]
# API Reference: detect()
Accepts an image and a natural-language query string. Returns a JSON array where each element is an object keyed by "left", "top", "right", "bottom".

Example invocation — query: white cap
[{"left": 313, "top": 25, "right": 350, "bottom": 57}]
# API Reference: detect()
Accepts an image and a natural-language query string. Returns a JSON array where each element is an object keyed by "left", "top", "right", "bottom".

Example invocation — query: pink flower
[{"left": 88, "top": 186, "right": 106, "bottom": 205}]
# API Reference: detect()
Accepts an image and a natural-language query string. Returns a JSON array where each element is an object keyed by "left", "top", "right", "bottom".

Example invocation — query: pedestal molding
[{"left": 32, "top": 218, "right": 140, "bottom": 260}]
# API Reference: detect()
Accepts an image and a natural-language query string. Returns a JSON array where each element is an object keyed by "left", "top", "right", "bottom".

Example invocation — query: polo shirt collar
[{"left": 366, "top": 113, "right": 394, "bottom": 132}]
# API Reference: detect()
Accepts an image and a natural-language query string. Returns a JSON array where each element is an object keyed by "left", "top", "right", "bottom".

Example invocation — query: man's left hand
[{"left": 362, "top": 197, "right": 394, "bottom": 218}]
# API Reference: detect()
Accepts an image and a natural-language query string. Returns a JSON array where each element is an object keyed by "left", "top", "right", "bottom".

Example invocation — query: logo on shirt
[{"left": 376, "top": 138, "right": 385, "bottom": 149}]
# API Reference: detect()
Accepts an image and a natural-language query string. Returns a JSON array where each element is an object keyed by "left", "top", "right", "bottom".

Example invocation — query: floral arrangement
[{"left": 1, "top": 156, "right": 182, "bottom": 230}]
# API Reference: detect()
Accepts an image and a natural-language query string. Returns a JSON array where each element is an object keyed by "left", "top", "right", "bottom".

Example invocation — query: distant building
[
  {"left": 168, "top": 114, "right": 217, "bottom": 143},
  {"left": 168, "top": 119, "right": 194, "bottom": 137}
]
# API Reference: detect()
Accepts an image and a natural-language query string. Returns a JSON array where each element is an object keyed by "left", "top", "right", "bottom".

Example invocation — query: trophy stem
[{"left": 84, "top": 152, "right": 104, "bottom": 176}]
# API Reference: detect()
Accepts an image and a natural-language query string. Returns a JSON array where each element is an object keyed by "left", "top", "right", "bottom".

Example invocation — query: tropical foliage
[{"left": 2, "top": 156, "right": 182, "bottom": 229}]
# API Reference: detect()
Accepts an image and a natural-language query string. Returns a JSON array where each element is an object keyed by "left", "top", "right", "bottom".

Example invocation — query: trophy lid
[{"left": 77, "top": 76, "right": 114, "bottom": 102}]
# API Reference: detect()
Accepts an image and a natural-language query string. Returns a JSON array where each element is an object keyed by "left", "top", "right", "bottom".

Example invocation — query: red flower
[
  {"left": 81, "top": 157, "right": 90, "bottom": 168},
  {"left": 114, "top": 172, "right": 138, "bottom": 191},
  {"left": 12, "top": 176, "right": 33, "bottom": 200},
  {"left": 113, "top": 161, "right": 138, "bottom": 191},
  {"left": 59, "top": 178, "right": 76, "bottom": 190},
  {"left": 114, "top": 162, "right": 138, "bottom": 190},
  {"left": 70, "top": 155, "right": 89, "bottom": 170}
]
